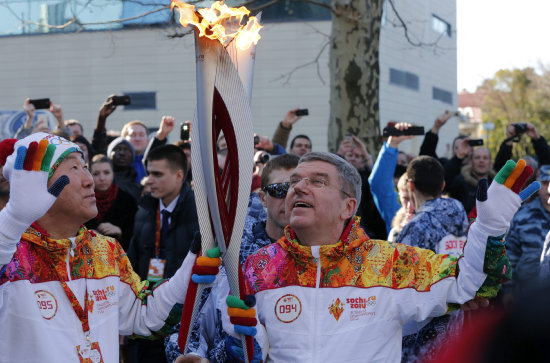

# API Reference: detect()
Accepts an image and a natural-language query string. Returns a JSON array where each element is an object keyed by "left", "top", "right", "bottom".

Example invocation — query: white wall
[
  {"left": 0, "top": 22, "right": 332, "bottom": 150},
  {"left": 0, "top": 0, "right": 457, "bottom": 156},
  {"left": 380, "top": 0, "right": 458, "bottom": 157}
]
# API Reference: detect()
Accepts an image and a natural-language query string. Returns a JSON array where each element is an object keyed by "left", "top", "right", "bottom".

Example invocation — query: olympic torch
[{"left": 170, "top": 1, "right": 262, "bottom": 362}]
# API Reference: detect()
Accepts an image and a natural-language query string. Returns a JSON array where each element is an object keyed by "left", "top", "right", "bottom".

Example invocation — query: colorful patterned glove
[
  {"left": 0, "top": 141, "right": 70, "bottom": 264},
  {"left": 475, "top": 159, "right": 540, "bottom": 235},
  {"left": 226, "top": 294, "right": 258, "bottom": 337},
  {"left": 189, "top": 231, "right": 222, "bottom": 284},
  {"left": 467, "top": 159, "right": 539, "bottom": 300},
  {"left": 6, "top": 141, "right": 70, "bottom": 221},
  {"left": 191, "top": 246, "right": 221, "bottom": 284}
]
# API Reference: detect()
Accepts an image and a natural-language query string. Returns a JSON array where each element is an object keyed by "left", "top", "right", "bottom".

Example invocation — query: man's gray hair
[{"left": 299, "top": 152, "right": 362, "bottom": 206}]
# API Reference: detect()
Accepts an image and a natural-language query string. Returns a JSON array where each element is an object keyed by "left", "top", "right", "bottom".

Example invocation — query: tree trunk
[{"left": 328, "top": 0, "right": 383, "bottom": 155}]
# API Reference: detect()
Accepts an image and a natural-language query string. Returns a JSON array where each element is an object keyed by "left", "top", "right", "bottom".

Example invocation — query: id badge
[
  {"left": 147, "top": 258, "right": 166, "bottom": 282},
  {"left": 77, "top": 342, "right": 104, "bottom": 363}
]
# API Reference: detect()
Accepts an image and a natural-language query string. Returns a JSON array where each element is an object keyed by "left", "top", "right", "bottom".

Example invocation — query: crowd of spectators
[{"left": 1, "top": 98, "right": 549, "bottom": 363}]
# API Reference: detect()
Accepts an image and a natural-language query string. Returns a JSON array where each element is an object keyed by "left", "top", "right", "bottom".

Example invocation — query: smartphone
[
  {"left": 467, "top": 139, "right": 484, "bottom": 146},
  {"left": 254, "top": 135, "right": 260, "bottom": 146},
  {"left": 295, "top": 109, "right": 309, "bottom": 116},
  {"left": 382, "top": 126, "right": 425, "bottom": 137},
  {"left": 29, "top": 98, "right": 51, "bottom": 109},
  {"left": 112, "top": 95, "right": 131, "bottom": 106},
  {"left": 180, "top": 122, "right": 190, "bottom": 141}
]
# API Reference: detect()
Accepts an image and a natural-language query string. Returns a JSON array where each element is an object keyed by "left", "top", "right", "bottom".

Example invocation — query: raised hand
[
  {"left": 4, "top": 140, "right": 70, "bottom": 226},
  {"left": 282, "top": 108, "right": 303, "bottom": 128},
  {"left": 431, "top": 110, "right": 453, "bottom": 133},
  {"left": 157, "top": 116, "right": 177, "bottom": 141},
  {"left": 388, "top": 122, "right": 415, "bottom": 148},
  {"left": 475, "top": 159, "right": 539, "bottom": 234},
  {"left": 98, "top": 95, "right": 117, "bottom": 119}
]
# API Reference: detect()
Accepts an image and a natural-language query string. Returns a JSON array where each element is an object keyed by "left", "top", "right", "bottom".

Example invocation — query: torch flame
[{"left": 171, "top": 0, "right": 262, "bottom": 50}]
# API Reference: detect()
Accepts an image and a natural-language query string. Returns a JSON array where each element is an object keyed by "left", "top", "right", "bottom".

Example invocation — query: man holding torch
[
  {"left": 235, "top": 152, "right": 539, "bottom": 362},
  {"left": 0, "top": 133, "right": 205, "bottom": 362}
]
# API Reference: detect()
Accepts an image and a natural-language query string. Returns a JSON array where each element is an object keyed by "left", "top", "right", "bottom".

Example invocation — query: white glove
[
  {"left": 0, "top": 141, "right": 69, "bottom": 265},
  {"left": 475, "top": 159, "right": 540, "bottom": 236}
]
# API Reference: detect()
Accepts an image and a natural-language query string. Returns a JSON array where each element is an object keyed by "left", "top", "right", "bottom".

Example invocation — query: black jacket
[
  {"left": 356, "top": 167, "right": 388, "bottom": 240},
  {"left": 127, "top": 182, "right": 199, "bottom": 280},
  {"left": 84, "top": 187, "right": 137, "bottom": 251},
  {"left": 494, "top": 136, "right": 550, "bottom": 171}
]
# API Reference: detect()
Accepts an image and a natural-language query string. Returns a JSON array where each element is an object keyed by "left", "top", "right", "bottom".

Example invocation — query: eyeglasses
[
  {"left": 288, "top": 176, "right": 353, "bottom": 198},
  {"left": 289, "top": 176, "right": 328, "bottom": 189},
  {"left": 263, "top": 182, "right": 290, "bottom": 199}
]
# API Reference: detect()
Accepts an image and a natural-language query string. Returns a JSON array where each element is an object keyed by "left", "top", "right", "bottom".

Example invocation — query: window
[
  {"left": 432, "top": 87, "right": 453, "bottom": 104},
  {"left": 389, "top": 68, "right": 419, "bottom": 91},
  {"left": 432, "top": 15, "right": 451, "bottom": 37},
  {"left": 253, "top": 0, "right": 332, "bottom": 21},
  {"left": 122, "top": 92, "right": 157, "bottom": 110}
]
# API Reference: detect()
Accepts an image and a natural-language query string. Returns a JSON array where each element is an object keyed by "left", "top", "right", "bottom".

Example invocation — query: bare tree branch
[
  {"left": 81, "top": 5, "right": 170, "bottom": 25},
  {"left": 271, "top": 39, "right": 329, "bottom": 85},
  {"left": 386, "top": 0, "right": 446, "bottom": 49},
  {"left": 1, "top": 1, "right": 170, "bottom": 31},
  {"left": 249, "top": 0, "right": 281, "bottom": 13},
  {"left": 166, "top": 28, "right": 194, "bottom": 38}
]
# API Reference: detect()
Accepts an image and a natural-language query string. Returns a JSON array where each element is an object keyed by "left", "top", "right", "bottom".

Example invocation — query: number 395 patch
[
  {"left": 35, "top": 290, "right": 58, "bottom": 320},
  {"left": 274, "top": 294, "right": 302, "bottom": 323}
]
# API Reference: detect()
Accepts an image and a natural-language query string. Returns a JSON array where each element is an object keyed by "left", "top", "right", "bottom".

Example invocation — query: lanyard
[
  {"left": 155, "top": 208, "right": 161, "bottom": 258},
  {"left": 45, "top": 247, "right": 90, "bottom": 339},
  {"left": 60, "top": 279, "right": 90, "bottom": 334}
]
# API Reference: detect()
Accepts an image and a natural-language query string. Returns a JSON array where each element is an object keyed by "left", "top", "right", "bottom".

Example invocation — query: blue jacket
[
  {"left": 396, "top": 197, "right": 468, "bottom": 251},
  {"left": 368, "top": 142, "right": 401, "bottom": 234},
  {"left": 270, "top": 142, "right": 286, "bottom": 156},
  {"left": 507, "top": 197, "right": 550, "bottom": 287}
]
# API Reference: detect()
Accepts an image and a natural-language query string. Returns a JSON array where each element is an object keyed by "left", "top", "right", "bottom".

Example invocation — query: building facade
[{"left": 0, "top": 0, "right": 457, "bottom": 156}]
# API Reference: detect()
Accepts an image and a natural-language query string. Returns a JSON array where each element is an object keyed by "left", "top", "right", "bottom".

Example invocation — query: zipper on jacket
[
  {"left": 67, "top": 237, "right": 76, "bottom": 281},
  {"left": 311, "top": 246, "right": 321, "bottom": 363}
]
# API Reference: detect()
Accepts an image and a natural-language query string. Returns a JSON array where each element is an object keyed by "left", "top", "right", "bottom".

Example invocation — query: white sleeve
[
  {"left": 118, "top": 251, "right": 196, "bottom": 336},
  {"left": 396, "top": 182, "right": 521, "bottom": 324},
  {"left": 394, "top": 222, "right": 488, "bottom": 325},
  {"left": 0, "top": 208, "right": 30, "bottom": 266}
]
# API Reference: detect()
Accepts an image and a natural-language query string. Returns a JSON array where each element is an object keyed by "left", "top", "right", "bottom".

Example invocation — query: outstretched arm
[{"left": 395, "top": 159, "right": 539, "bottom": 323}]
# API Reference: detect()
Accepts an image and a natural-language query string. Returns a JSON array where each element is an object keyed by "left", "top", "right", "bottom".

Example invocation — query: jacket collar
[
  {"left": 461, "top": 164, "right": 496, "bottom": 187},
  {"left": 140, "top": 182, "right": 192, "bottom": 213},
  {"left": 22, "top": 223, "right": 93, "bottom": 253},
  {"left": 277, "top": 216, "right": 370, "bottom": 265}
]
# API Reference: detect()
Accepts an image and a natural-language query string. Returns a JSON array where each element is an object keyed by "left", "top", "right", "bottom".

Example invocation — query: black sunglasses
[{"left": 262, "top": 182, "right": 290, "bottom": 199}]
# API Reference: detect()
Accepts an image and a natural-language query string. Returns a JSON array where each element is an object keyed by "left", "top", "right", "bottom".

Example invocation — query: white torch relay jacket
[
  {"left": 0, "top": 225, "right": 195, "bottom": 363},
  {"left": 243, "top": 218, "right": 509, "bottom": 363}
]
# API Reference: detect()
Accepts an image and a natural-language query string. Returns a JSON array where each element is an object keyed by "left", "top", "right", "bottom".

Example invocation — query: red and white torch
[{"left": 170, "top": 1, "right": 262, "bottom": 361}]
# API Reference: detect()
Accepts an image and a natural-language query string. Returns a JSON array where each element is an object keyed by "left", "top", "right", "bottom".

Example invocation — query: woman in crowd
[{"left": 85, "top": 154, "right": 137, "bottom": 250}]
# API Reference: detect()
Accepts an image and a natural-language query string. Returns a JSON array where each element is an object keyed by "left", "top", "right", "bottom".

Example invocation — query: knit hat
[
  {"left": 3, "top": 132, "right": 83, "bottom": 181},
  {"left": 539, "top": 165, "right": 550, "bottom": 182},
  {"left": 107, "top": 137, "right": 135, "bottom": 160}
]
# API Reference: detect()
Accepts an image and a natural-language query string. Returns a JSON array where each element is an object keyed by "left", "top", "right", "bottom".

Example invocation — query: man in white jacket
[
  {"left": 0, "top": 133, "right": 196, "bottom": 362},
  {"left": 239, "top": 152, "right": 539, "bottom": 362}
]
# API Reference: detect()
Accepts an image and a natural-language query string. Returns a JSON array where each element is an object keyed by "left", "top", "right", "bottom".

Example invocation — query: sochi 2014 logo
[{"left": 328, "top": 298, "right": 345, "bottom": 321}]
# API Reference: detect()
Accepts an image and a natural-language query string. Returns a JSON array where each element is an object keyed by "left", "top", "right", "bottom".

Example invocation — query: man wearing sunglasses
[
  {"left": 166, "top": 154, "right": 300, "bottom": 362},
  {"left": 238, "top": 151, "right": 538, "bottom": 362}
]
